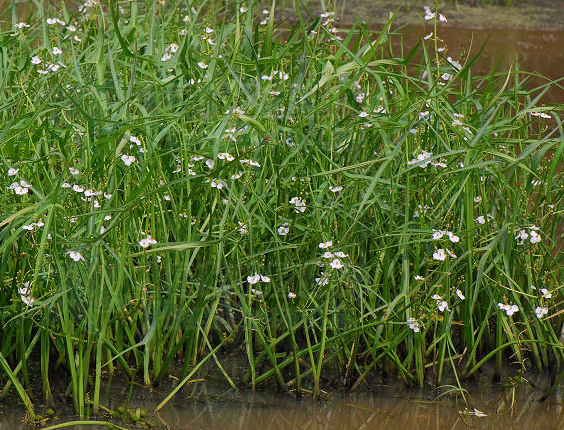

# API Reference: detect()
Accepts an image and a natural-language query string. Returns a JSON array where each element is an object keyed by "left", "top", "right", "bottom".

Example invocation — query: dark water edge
[{"left": 2, "top": 365, "right": 564, "bottom": 429}]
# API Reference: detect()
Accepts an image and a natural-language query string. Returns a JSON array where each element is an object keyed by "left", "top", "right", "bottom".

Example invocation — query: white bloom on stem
[
  {"left": 447, "top": 231, "right": 460, "bottom": 243},
  {"left": 238, "top": 221, "right": 248, "bottom": 235},
  {"left": 67, "top": 250, "right": 84, "bottom": 262},
  {"left": 541, "top": 288, "right": 552, "bottom": 299},
  {"left": 247, "top": 273, "right": 261, "bottom": 284},
  {"left": 329, "top": 185, "right": 343, "bottom": 193},
  {"left": 498, "top": 303, "right": 519, "bottom": 316},
  {"left": 139, "top": 235, "right": 157, "bottom": 248},
  {"left": 277, "top": 223, "right": 289, "bottom": 236},
  {"left": 52, "top": 46, "right": 62, "bottom": 55},
  {"left": 318, "top": 240, "right": 333, "bottom": 249},
  {"left": 69, "top": 167, "right": 80, "bottom": 175},
  {"left": 260, "top": 275, "right": 270, "bottom": 283},
  {"left": 433, "top": 248, "right": 447, "bottom": 261},
  {"left": 288, "top": 292, "right": 296, "bottom": 299},
  {"left": 407, "top": 318, "right": 420, "bottom": 332},
  {"left": 438, "top": 300, "right": 449, "bottom": 312},
  {"left": 535, "top": 306, "right": 548, "bottom": 319},
  {"left": 432, "top": 230, "right": 445, "bottom": 240},
  {"left": 210, "top": 178, "right": 227, "bottom": 189},
  {"left": 515, "top": 229, "right": 528, "bottom": 243},
  {"left": 315, "top": 273, "right": 330, "bottom": 286},
  {"left": 456, "top": 289, "right": 465, "bottom": 300},
  {"left": 530, "top": 230, "right": 541, "bottom": 244},
  {"left": 330, "top": 259, "right": 343, "bottom": 269},
  {"left": 7, "top": 168, "right": 19, "bottom": 176},
  {"left": 121, "top": 154, "right": 136, "bottom": 166},
  {"left": 198, "top": 61, "right": 208, "bottom": 69}
]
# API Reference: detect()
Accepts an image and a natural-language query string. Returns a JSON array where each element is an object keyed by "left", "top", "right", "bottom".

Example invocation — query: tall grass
[{"left": 0, "top": 0, "right": 563, "bottom": 420}]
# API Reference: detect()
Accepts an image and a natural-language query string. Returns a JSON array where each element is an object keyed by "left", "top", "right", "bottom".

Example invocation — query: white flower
[
  {"left": 198, "top": 61, "right": 208, "bottom": 69},
  {"left": 163, "top": 195, "right": 171, "bottom": 201},
  {"left": 161, "top": 53, "right": 172, "bottom": 62},
  {"left": 498, "top": 303, "right": 519, "bottom": 316},
  {"left": 14, "top": 185, "right": 29, "bottom": 195},
  {"left": 433, "top": 248, "right": 447, "bottom": 261},
  {"left": 22, "top": 224, "right": 35, "bottom": 231},
  {"left": 432, "top": 294, "right": 442, "bottom": 301},
  {"left": 239, "top": 6, "right": 248, "bottom": 13},
  {"left": 205, "top": 159, "right": 215, "bottom": 169},
  {"left": 541, "top": 288, "right": 552, "bottom": 299},
  {"left": 330, "top": 259, "right": 343, "bottom": 269},
  {"left": 318, "top": 241, "right": 333, "bottom": 249},
  {"left": 288, "top": 292, "right": 296, "bottom": 299},
  {"left": 247, "top": 273, "right": 261, "bottom": 284},
  {"left": 277, "top": 223, "right": 289, "bottom": 236},
  {"left": 432, "top": 230, "right": 445, "bottom": 240},
  {"left": 138, "top": 235, "right": 157, "bottom": 248},
  {"left": 438, "top": 300, "right": 449, "bottom": 312},
  {"left": 289, "top": 197, "right": 306, "bottom": 213},
  {"left": 407, "top": 318, "right": 420, "bottom": 332},
  {"left": 475, "top": 216, "right": 486, "bottom": 224},
  {"left": 121, "top": 154, "right": 136, "bottom": 166},
  {"left": 334, "top": 251, "right": 348, "bottom": 258},
  {"left": 472, "top": 409, "right": 487, "bottom": 418},
  {"left": 69, "top": 167, "right": 80, "bottom": 175},
  {"left": 52, "top": 46, "right": 62, "bottom": 55},
  {"left": 7, "top": 168, "right": 19, "bottom": 176},
  {"left": 456, "top": 289, "right": 465, "bottom": 300},
  {"left": 205, "top": 27, "right": 213, "bottom": 34},
  {"left": 315, "top": 272, "right": 330, "bottom": 286},
  {"left": 238, "top": 221, "right": 248, "bottom": 235},
  {"left": 535, "top": 306, "right": 548, "bottom": 319},
  {"left": 260, "top": 275, "right": 271, "bottom": 283},
  {"left": 447, "top": 231, "right": 460, "bottom": 243},
  {"left": 67, "top": 250, "right": 84, "bottom": 261},
  {"left": 31, "top": 56, "right": 42, "bottom": 65},
  {"left": 530, "top": 230, "right": 541, "bottom": 244},
  {"left": 218, "top": 152, "right": 234, "bottom": 161},
  {"left": 210, "top": 178, "right": 227, "bottom": 189},
  {"left": 438, "top": 13, "right": 447, "bottom": 22},
  {"left": 251, "top": 288, "right": 263, "bottom": 296},
  {"left": 408, "top": 151, "right": 433, "bottom": 168},
  {"left": 329, "top": 186, "right": 343, "bottom": 193},
  {"left": 358, "top": 111, "right": 369, "bottom": 118},
  {"left": 515, "top": 229, "right": 528, "bottom": 243},
  {"left": 415, "top": 275, "right": 425, "bottom": 281}
]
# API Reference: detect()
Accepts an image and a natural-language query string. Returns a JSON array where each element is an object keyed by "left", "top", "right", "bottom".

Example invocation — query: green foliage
[{"left": 0, "top": 0, "right": 562, "bottom": 417}]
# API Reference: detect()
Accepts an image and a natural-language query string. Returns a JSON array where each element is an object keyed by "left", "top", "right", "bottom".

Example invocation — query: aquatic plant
[{"left": 0, "top": 0, "right": 562, "bottom": 419}]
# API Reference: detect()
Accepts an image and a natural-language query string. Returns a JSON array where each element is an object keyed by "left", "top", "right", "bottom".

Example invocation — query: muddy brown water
[
  {"left": 393, "top": 26, "right": 564, "bottom": 104},
  {"left": 1, "top": 373, "right": 564, "bottom": 429}
]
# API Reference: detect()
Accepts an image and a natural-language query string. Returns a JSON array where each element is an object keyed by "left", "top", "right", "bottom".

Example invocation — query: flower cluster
[
  {"left": 19, "top": 282, "right": 35, "bottom": 306},
  {"left": 289, "top": 196, "right": 306, "bottom": 213},
  {"left": 498, "top": 302, "right": 519, "bottom": 316},
  {"left": 515, "top": 225, "right": 541, "bottom": 245}
]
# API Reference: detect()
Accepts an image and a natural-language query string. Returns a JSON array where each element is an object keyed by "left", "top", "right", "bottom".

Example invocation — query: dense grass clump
[{"left": 0, "top": 0, "right": 563, "bottom": 419}]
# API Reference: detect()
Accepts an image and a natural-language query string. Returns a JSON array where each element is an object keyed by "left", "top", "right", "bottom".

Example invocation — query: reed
[{"left": 0, "top": 0, "right": 562, "bottom": 420}]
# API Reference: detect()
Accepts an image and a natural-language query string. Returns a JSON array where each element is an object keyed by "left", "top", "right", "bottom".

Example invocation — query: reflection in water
[
  {"left": 2, "top": 376, "right": 564, "bottom": 429},
  {"left": 394, "top": 26, "right": 564, "bottom": 104}
]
